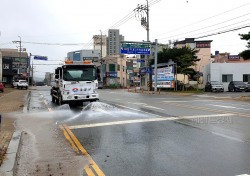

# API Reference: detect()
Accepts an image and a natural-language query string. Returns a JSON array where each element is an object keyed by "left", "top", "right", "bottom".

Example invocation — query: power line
[
  {"left": 22, "top": 41, "right": 93, "bottom": 46},
  {"left": 159, "top": 14, "right": 250, "bottom": 42},
  {"left": 195, "top": 24, "right": 250, "bottom": 39},
  {"left": 184, "top": 22, "right": 250, "bottom": 40},
  {"left": 86, "top": 0, "right": 163, "bottom": 49},
  {"left": 153, "top": 2, "right": 250, "bottom": 38},
  {"left": 165, "top": 23, "right": 250, "bottom": 42}
]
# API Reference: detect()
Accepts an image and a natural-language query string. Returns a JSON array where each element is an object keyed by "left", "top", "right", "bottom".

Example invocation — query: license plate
[{"left": 240, "top": 88, "right": 244, "bottom": 89}]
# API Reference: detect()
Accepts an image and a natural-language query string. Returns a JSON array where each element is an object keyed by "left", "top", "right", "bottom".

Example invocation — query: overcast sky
[{"left": 0, "top": 0, "right": 249, "bottom": 79}]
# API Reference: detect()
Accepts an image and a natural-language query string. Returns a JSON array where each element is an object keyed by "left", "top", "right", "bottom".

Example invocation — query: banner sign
[
  {"left": 105, "top": 72, "right": 117, "bottom": 78},
  {"left": 228, "top": 55, "right": 240, "bottom": 61},
  {"left": 152, "top": 66, "right": 175, "bottom": 88},
  {"left": 196, "top": 42, "right": 211, "bottom": 48}
]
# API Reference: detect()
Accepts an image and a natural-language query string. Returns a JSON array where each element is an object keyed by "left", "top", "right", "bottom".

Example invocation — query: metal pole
[
  {"left": 175, "top": 63, "right": 177, "bottom": 91},
  {"left": 146, "top": 0, "right": 149, "bottom": 42},
  {"left": 31, "top": 59, "right": 34, "bottom": 86},
  {"left": 154, "top": 39, "right": 158, "bottom": 93},
  {"left": 18, "top": 36, "right": 21, "bottom": 74},
  {"left": 100, "top": 30, "right": 103, "bottom": 83}
]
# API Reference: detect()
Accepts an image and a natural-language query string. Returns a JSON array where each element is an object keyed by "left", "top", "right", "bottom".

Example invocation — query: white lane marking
[
  {"left": 162, "top": 100, "right": 217, "bottom": 103},
  {"left": 143, "top": 105, "right": 164, "bottom": 110},
  {"left": 128, "top": 102, "right": 164, "bottom": 110},
  {"left": 68, "top": 114, "right": 234, "bottom": 129},
  {"left": 211, "top": 132, "right": 244, "bottom": 143},
  {"left": 193, "top": 95, "right": 231, "bottom": 98},
  {"left": 209, "top": 104, "right": 250, "bottom": 111},
  {"left": 129, "top": 102, "right": 147, "bottom": 105},
  {"left": 236, "top": 174, "right": 250, "bottom": 176},
  {"left": 163, "top": 100, "right": 190, "bottom": 102},
  {"left": 116, "top": 104, "right": 162, "bottom": 117}
]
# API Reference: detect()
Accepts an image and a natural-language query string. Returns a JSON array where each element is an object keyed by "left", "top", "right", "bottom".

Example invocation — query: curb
[
  {"left": 0, "top": 132, "right": 23, "bottom": 176},
  {"left": 0, "top": 91, "right": 30, "bottom": 176}
]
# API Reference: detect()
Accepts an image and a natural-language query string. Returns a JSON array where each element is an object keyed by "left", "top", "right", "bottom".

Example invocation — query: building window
[
  {"left": 243, "top": 74, "right": 250, "bottom": 82},
  {"left": 222, "top": 74, "right": 233, "bottom": 82},
  {"left": 123, "top": 66, "right": 125, "bottom": 72},
  {"left": 3, "top": 64, "right": 9, "bottom": 69},
  {"left": 117, "top": 65, "right": 120, "bottom": 71},
  {"left": 109, "top": 64, "right": 115, "bottom": 71},
  {"left": 2, "top": 77, "right": 7, "bottom": 82}
]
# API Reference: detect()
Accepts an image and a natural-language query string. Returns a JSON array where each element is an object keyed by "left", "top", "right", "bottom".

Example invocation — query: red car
[{"left": 0, "top": 82, "right": 4, "bottom": 92}]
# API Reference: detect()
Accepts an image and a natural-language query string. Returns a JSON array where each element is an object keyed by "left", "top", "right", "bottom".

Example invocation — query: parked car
[
  {"left": 0, "top": 82, "right": 4, "bottom": 92},
  {"left": 13, "top": 80, "right": 28, "bottom": 89},
  {"left": 204, "top": 81, "right": 224, "bottom": 92},
  {"left": 246, "top": 82, "right": 250, "bottom": 92},
  {"left": 228, "top": 81, "right": 247, "bottom": 92}
]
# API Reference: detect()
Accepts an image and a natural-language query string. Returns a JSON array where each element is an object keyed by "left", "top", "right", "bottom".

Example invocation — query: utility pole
[
  {"left": 154, "top": 39, "right": 158, "bottom": 93},
  {"left": 12, "top": 36, "right": 22, "bottom": 74},
  {"left": 100, "top": 30, "right": 103, "bottom": 83},
  {"left": 134, "top": 0, "right": 151, "bottom": 90}
]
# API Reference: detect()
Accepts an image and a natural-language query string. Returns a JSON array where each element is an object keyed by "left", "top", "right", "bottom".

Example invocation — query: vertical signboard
[{"left": 152, "top": 66, "right": 175, "bottom": 88}]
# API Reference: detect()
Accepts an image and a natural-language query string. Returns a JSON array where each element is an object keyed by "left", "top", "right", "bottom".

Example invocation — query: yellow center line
[
  {"left": 63, "top": 124, "right": 105, "bottom": 176},
  {"left": 46, "top": 105, "right": 105, "bottom": 176},
  {"left": 166, "top": 103, "right": 250, "bottom": 118},
  {"left": 59, "top": 125, "right": 79, "bottom": 154},
  {"left": 84, "top": 165, "right": 96, "bottom": 176}
]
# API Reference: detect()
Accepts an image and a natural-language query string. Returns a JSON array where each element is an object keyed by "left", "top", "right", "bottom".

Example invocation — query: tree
[
  {"left": 154, "top": 47, "right": 200, "bottom": 80},
  {"left": 239, "top": 31, "right": 250, "bottom": 60}
]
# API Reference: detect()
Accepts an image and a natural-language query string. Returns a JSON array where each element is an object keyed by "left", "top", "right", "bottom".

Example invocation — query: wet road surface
[{"left": 20, "top": 87, "right": 250, "bottom": 176}]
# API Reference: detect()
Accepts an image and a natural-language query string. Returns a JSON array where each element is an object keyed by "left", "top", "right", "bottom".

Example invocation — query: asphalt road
[{"left": 24, "top": 87, "right": 250, "bottom": 176}]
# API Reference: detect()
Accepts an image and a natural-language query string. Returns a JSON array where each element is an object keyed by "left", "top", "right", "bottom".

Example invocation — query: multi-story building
[
  {"left": 0, "top": 48, "right": 29, "bottom": 86},
  {"left": 107, "top": 29, "right": 124, "bottom": 56},
  {"left": 67, "top": 49, "right": 100, "bottom": 62},
  {"left": 174, "top": 38, "right": 213, "bottom": 73},
  {"left": 101, "top": 55, "right": 134, "bottom": 88}
]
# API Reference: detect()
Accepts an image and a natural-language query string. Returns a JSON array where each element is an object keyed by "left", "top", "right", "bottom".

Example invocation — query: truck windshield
[{"left": 63, "top": 68, "right": 96, "bottom": 81}]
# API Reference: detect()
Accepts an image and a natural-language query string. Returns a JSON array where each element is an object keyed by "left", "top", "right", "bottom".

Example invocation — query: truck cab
[{"left": 51, "top": 60, "right": 99, "bottom": 105}]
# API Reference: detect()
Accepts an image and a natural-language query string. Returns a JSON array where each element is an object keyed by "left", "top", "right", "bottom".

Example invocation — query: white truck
[{"left": 50, "top": 60, "right": 99, "bottom": 105}]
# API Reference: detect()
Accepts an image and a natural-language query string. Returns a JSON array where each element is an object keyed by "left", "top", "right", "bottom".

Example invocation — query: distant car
[
  {"left": 228, "top": 81, "right": 247, "bottom": 92},
  {"left": 98, "top": 81, "right": 103, "bottom": 89},
  {"left": 36, "top": 82, "right": 45, "bottom": 86},
  {"left": 246, "top": 82, "right": 250, "bottom": 92},
  {"left": 204, "top": 81, "right": 224, "bottom": 92},
  {"left": 13, "top": 80, "right": 28, "bottom": 89},
  {"left": 0, "top": 82, "right": 4, "bottom": 92}
]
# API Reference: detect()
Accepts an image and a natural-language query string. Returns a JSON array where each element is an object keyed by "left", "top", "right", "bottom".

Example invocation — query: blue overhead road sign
[
  {"left": 121, "top": 48, "right": 150, "bottom": 55},
  {"left": 121, "top": 41, "right": 151, "bottom": 55},
  {"left": 34, "top": 55, "right": 48, "bottom": 60}
]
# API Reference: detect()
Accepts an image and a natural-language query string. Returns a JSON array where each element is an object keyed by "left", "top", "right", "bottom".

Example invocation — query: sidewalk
[{"left": 0, "top": 88, "right": 28, "bottom": 170}]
